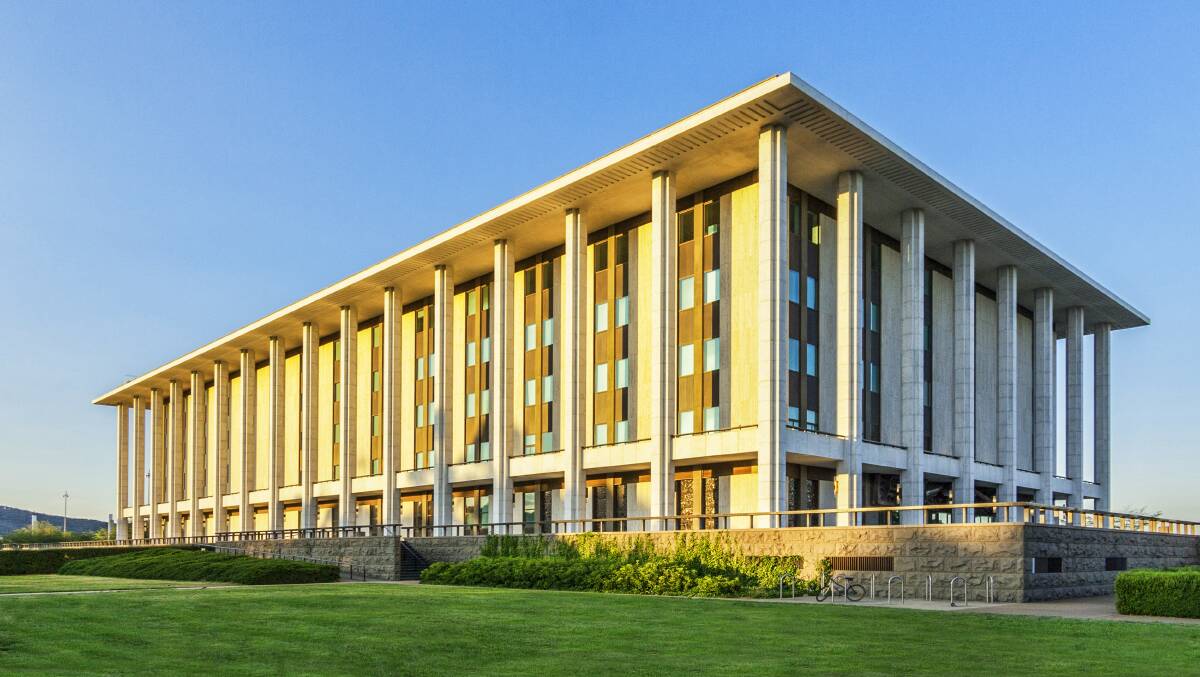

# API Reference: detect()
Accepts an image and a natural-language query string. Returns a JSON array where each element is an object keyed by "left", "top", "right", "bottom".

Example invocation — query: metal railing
[{"left": 15, "top": 501, "right": 1199, "bottom": 549}]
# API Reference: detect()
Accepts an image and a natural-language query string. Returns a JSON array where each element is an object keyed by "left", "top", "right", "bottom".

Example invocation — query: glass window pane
[
  {"left": 525, "top": 379, "right": 537, "bottom": 406},
  {"left": 466, "top": 341, "right": 476, "bottom": 366},
  {"left": 416, "top": 405, "right": 424, "bottom": 428},
  {"left": 466, "top": 393, "right": 476, "bottom": 417},
  {"left": 541, "top": 431, "right": 554, "bottom": 451},
  {"left": 704, "top": 269, "right": 720, "bottom": 304},
  {"left": 543, "top": 375, "right": 554, "bottom": 403},
  {"left": 595, "top": 363, "right": 608, "bottom": 392},
  {"left": 807, "top": 276, "right": 818, "bottom": 310},
  {"left": 704, "top": 406, "right": 719, "bottom": 431},
  {"left": 615, "top": 296, "right": 629, "bottom": 327},
  {"left": 789, "top": 270, "right": 801, "bottom": 304},
  {"left": 481, "top": 389, "right": 491, "bottom": 415},
  {"left": 595, "top": 302, "right": 608, "bottom": 332},
  {"left": 416, "top": 357, "right": 425, "bottom": 381},
  {"left": 703, "top": 338, "right": 719, "bottom": 373},
  {"left": 678, "top": 277, "right": 694, "bottom": 310},
  {"left": 678, "top": 211, "right": 694, "bottom": 243},
  {"left": 806, "top": 343, "right": 818, "bottom": 377},
  {"left": 615, "top": 358, "right": 629, "bottom": 389},
  {"left": 466, "top": 443, "right": 477, "bottom": 463},
  {"left": 789, "top": 339, "right": 801, "bottom": 372},
  {"left": 678, "top": 411, "right": 694, "bottom": 435},
  {"left": 525, "top": 324, "right": 537, "bottom": 350},
  {"left": 524, "top": 434, "right": 536, "bottom": 455},
  {"left": 788, "top": 406, "right": 800, "bottom": 427},
  {"left": 595, "top": 423, "right": 608, "bottom": 446},
  {"left": 480, "top": 441, "right": 491, "bottom": 461},
  {"left": 595, "top": 242, "right": 608, "bottom": 271},
  {"left": 543, "top": 318, "right": 554, "bottom": 346},
  {"left": 679, "top": 344, "right": 694, "bottom": 377},
  {"left": 806, "top": 409, "right": 818, "bottom": 432},
  {"left": 481, "top": 337, "right": 491, "bottom": 363},
  {"left": 467, "top": 290, "right": 477, "bottom": 315},
  {"left": 615, "top": 420, "right": 629, "bottom": 443}
]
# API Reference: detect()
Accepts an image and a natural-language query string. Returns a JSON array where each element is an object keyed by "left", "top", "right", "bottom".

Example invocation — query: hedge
[
  {"left": 422, "top": 534, "right": 820, "bottom": 598},
  {"left": 58, "top": 548, "right": 339, "bottom": 585},
  {"left": 0, "top": 547, "right": 167, "bottom": 576},
  {"left": 1115, "top": 567, "right": 1200, "bottom": 619}
]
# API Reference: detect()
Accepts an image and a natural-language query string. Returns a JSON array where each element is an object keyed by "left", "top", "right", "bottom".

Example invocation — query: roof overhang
[{"left": 94, "top": 72, "right": 1147, "bottom": 406}]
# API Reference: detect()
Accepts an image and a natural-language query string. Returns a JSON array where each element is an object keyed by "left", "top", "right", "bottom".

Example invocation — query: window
[
  {"left": 679, "top": 344, "right": 694, "bottom": 376},
  {"left": 372, "top": 415, "right": 380, "bottom": 436},
  {"left": 525, "top": 324, "right": 537, "bottom": 350},
  {"left": 415, "top": 405, "right": 424, "bottom": 428},
  {"left": 479, "top": 441, "right": 491, "bottom": 461},
  {"left": 372, "top": 325, "right": 381, "bottom": 347},
  {"left": 595, "top": 302, "right": 608, "bottom": 332},
  {"left": 542, "top": 375, "right": 554, "bottom": 403},
  {"left": 467, "top": 290, "right": 478, "bottom": 315},
  {"left": 615, "top": 358, "right": 629, "bottom": 389},
  {"left": 1033, "top": 557, "right": 1063, "bottom": 574},
  {"left": 524, "top": 272, "right": 536, "bottom": 295},
  {"left": 372, "top": 371, "right": 381, "bottom": 392},
  {"left": 789, "top": 339, "right": 801, "bottom": 372},
  {"left": 615, "top": 420, "right": 629, "bottom": 443},
  {"left": 595, "top": 242, "right": 608, "bottom": 271},
  {"left": 615, "top": 296, "right": 629, "bottom": 327},
  {"left": 868, "top": 302, "right": 880, "bottom": 332},
  {"left": 416, "top": 357, "right": 425, "bottom": 380},
  {"left": 466, "top": 341, "right": 477, "bottom": 366},
  {"left": 807, "top": 276, "right": 818, "bottom": 310},
  {"left": 481, "top": 389, "right": 491, "bottom": 415},
  {"left": 524, "top": 434, "right": 536, "bottom": 455},
  {"left": 868, "top": 362, "right": 880, "bottom": 393},
  {"left": 810, "top": 221, "right": 821, "bottom": 245},
  {"left": 703, "top": 201, "right": 720, "bottom": 235},
  {"left": 678, "top": 411, "right": 694, "bottom": 435},
  {"left": 703, "top": 406, "right": 720, "bottom": 431},
  {"left": 806, "top": 409, "right": 818, "bottom": 432},
  {"left": 1105, "top": 557, "right": 1128, "bottom": 571},
  {"left": 525, "top": 379, "right": 537, "bottom": 406},
  {"left": 466, "top": 393, "right": 476, "bottom": 417},
  {"left": 543, "top": 318, "right": 554, "bottom": 346},
  {"left": 679, "top": 277, "right": 694, "bottom": 310},
  {"left": 481, "top": 337, "right": 491, "bottom": 363},
  {"left": 541, "top": 431, "right": 555, "bottom": 451},
  {"left": 789, "top": 270, "right": 801, "bottom": 304},
  {"left": 678, "top": 211, "right": 694, "bottom": 243},
  {"left": 595, "top": 363, "right": 608, "bottom": 393},
  {"left": 482, "top": 286, "right": 490, "bottom": 311},
  {"left": 466, "top": 443, "right": 477, "bottom": 462},
  {"left": 595, "top": 423, "right": 608, "bottom": 446},
  {"left": 806, "top": 343, "right": 818, "bottom": 377},
  {"left": 788, "top": 406, "right": 800, "bottom": 426},
  {"left": 703, "top": 269, "right": 720, "bottom": 304},
  {"left": 616, "top": 234, "right": 628, "bottom": 264},
  {"left": 703, "top": 338, "right": 720, "bottom": 373}
]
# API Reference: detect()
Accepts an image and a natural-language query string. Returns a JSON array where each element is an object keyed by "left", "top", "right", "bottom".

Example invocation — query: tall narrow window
[
  {"left": 703, "top": 338, "right": 720, "bottom": 373},
  {"left": 679, "top": 344, "right": 694, "bottom": 377},
  {"left": 703, "top": 270, "right": 720, "bottom": 304},
  {"left": 679, "top": 277, "right": 694, "bottom": 310}
]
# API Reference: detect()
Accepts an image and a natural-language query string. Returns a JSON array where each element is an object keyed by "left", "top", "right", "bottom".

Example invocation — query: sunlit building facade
[{"left": 97, "top": 74, "right": 1146, "bottom": 540}]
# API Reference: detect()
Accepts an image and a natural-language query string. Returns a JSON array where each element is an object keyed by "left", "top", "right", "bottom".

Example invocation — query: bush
[
  {"left": 0, "top": 547, "right": 161, "bottom": 576},
  {"left": 58, "top": 549, "right": 339, "bottom": 585},
  {"left": 1115, "top": 567, "right": 1200, "bottom": 619},
  {"left": 2, "top": 523, "right": 108, "bottom": 544},
  {"left": 422, "top": 533, "right": 818, "bottom": 598}
]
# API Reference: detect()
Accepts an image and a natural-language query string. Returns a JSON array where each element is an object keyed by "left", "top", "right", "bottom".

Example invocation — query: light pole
[{"left": 62, "top": 491, "right": 69, "bottom": 532}]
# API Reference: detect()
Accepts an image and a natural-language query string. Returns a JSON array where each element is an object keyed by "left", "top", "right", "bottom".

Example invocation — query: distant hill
[{"left": 0, "top": 505, "right": 107, "bottom": 536}]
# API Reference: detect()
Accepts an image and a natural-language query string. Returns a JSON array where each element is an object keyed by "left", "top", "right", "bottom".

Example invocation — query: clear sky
[{"left": 1, "top": 2, "right": 1197, "bottom": 520}]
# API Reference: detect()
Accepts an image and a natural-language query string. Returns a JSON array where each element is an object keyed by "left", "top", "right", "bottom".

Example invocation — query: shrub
[
  {"left": 1, "top": 523, "right": 108, "bottom": 544},
  {"left": 424, "top": 533, "right": 817, "bottom": 598},
  {"left": 1115, "top": 567, "right": 1200, "bottom": 619},
  {"left": 58, "top": 549, "right": 339, "bottom": 585},
  {"left": 0, "top": 547, "right": 161, "bottom": 576}
]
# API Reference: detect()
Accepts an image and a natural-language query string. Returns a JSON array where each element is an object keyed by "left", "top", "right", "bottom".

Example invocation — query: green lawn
[
  {"left": 0, "top": 575, "right": 216, "bottom": 595},
  {"left": 1, "top": 583, "right": 1197, "bottom": 676}
]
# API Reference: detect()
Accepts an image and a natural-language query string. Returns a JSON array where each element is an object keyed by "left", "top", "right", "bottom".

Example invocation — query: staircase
[{"left": 398, "top": 540, "right": 431, "bottom": 581}]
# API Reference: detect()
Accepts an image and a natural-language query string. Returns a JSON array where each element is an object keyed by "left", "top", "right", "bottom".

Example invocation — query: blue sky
[{"left": 1, "top": 2, "right": 1197, "bottom": 519}]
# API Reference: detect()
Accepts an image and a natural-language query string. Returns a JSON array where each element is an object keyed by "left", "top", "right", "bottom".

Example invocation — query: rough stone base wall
[{"left": 219, "top": 525, "right": 1199, "bottom": 601}]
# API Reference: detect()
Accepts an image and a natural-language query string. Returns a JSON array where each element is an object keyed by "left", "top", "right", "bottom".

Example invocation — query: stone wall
[{"left": 219, "top": 524, "right": 1200, "bottom": 601}]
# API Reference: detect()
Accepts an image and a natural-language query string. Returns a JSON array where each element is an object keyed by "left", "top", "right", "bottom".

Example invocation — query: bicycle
[{"left": 816, "top": 575, "right": 866, "bottom": 602}]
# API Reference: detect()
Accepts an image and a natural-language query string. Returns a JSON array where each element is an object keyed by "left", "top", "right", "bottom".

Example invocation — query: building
[{"left": 96, "top": 73, "right": 1148, "bottom": 542}]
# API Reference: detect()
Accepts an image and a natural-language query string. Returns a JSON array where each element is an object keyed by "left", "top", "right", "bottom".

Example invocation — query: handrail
[{"left": 22, "top": 501, "right": 1200, "bottom": 549}]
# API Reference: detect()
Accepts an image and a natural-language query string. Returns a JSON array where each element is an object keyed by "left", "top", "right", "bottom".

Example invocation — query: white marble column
[
  {"left": 648, "top": 170, "right": 677, "bottom": 527},
  {"left": 562, "top": 209, "right": 586, "bottom": 529},
  {"left": 1094, "top": 322, "right": 1112, "bottom": 512},
  {"left": 952, "top": 240, "right": 976, "bottom": 521},
  {"left": 238, "top": 348, "right": 256, "bottom": 531},
  {"left": 149, "top": 387, "right": 164, "bottom": 539},
  {"left": 267, "top": 336, "right": 285, "bottom": 530},
  {"left": 431, "top": 267, "right": 453, "bottom": 527},
  {"left": 116, "top": 402, "right": 129, "bottom": 541},
  {"left": 167, "top": 379, "right": 182, "bottom": 537},
  {"left": 834, "top": 171, "right": 863, "bottom": 525},
  {"left": 1032, "top": 288, "right": 1055, "bottom": 504},
  {"left": 899, "top": 208, "right": 925, "bottom": 523},
  {"left": 132, "top": 395, "right": 145, "bottom": 539},
  {"left": 300, "top": 322, "right": 319, "bottom": 529},
  {"left": 381, "top": 289, "right": 401, "bottom": 527},
  {"left": 997, "top": 266, "right": 1019, "bottom": 503},
  {"left": 757, "top": 124, "right": 788, "bottom": 524},
  {"left": 189, "top": 370, "right": 205, "bottom": 537},
  {"left": 491, "top": 240, "right": 515, "bottom": 532},
  {"left": 212, "top": 361, "right": 229, "bottom": 534},
  {"left": 1066, "top": 306, "right": 1085, "bottom": 514},
  {"left": 338, "top": 308, "right": 358, "bottom": 527}
]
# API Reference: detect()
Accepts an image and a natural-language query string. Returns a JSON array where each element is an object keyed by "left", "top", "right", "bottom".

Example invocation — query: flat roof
[{"left": 94, "top": 72, "right": 1148, "bottom": 405}]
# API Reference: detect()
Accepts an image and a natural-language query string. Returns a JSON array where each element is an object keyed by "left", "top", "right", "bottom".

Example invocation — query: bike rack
[
  {"left": 986, "top": 576, "right": 995, "bottom": 604},
  {"left": 778, "top": 574, "right": 797, "bottom": 599},
  {"left": 924, "top": 574, "right": 933, "bottom": 601},
  {"left": 869, "top": 574, "right": 876, "bottom": 601},
  {"left": 886, "top": 575, "right": 904, "bottom": 604},
  {"left": 949, "top": 576, "right": 967, "bottom": 607}
]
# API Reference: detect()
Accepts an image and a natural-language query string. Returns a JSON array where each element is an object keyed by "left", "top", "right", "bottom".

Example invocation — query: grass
[
  {"left": 58, "top": 548, "right": 340, "bottom": 585},
  {"left": 1, "top": 584, "right": 1197, "bottom": 675},
  {"left": 0, "top": 575, "right": 215, "bottom": 595}
]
